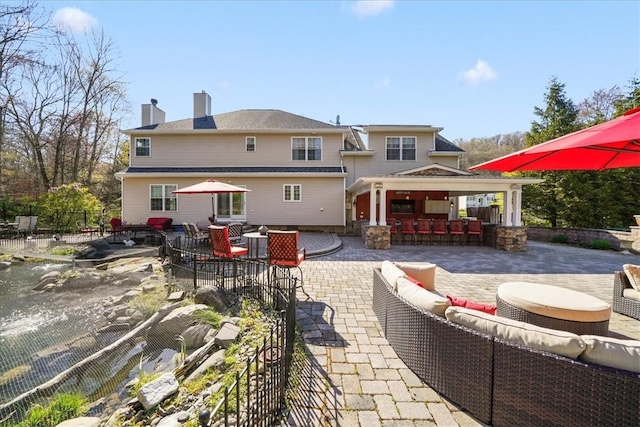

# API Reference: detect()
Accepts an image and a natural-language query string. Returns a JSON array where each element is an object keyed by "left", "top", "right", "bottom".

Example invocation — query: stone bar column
[
  {"left": 496, "top": 226, "right": 527, "bottom": 251},
  {"left": 364, "top": 224, "right": 391, "bottom": 249}
]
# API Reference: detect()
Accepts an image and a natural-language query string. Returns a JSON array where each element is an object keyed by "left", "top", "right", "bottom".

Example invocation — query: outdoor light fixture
[{"left": 450, "top": 201, "right": 455, "bottom": 207}]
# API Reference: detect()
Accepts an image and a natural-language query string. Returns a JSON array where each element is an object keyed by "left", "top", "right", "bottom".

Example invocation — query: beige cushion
[
  {"left": 445, "top": 306, "right": 586, "bottom": 359},
  {"left": 623, "top": 287, "right": 640, "bottom": 302},
  {"left": 397, "top": 277, "right": 450, "bottom": 317},
  {"left": 394, "top": 262, "right": 437, "bottom": 291},
  {"left": 579, "top": 335, "right": 640, "bottom": 373},
  {"left": 381, "top": 260, "right": 407, "bottom": 291},
  {"left": 498, "top": 282, "right": 611, "bottom": 322},
  {"left": 623, "top": 264, "right": 640, "bottom": 291}
]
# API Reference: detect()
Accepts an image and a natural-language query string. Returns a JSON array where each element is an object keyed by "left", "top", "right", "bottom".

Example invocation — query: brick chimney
[
  {"left": 141, "top": 98, "right": 165, "bottom": 127},
  {"left": 193, "top": 91, "right": 211, "bottom": 118}
]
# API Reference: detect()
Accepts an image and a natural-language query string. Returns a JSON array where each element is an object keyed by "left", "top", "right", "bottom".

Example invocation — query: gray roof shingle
[
  {"left": 131, "top": 110, "right": 341, "bottom": 131},
  {"left": 435, "top": 134, "right": 464, "bottom": 152}
]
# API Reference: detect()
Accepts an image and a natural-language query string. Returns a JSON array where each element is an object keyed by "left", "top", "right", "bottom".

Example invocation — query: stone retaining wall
[{"left": 526, "top": 226, "right": 632, "bottom": 251}]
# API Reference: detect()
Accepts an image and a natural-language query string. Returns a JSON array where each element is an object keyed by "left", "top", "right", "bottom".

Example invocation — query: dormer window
[
  {"left": 386, "top": 137, "right": 416, "bottom": 161},
  {"left": 135, "top": 137, "right": 151, "bottom": 157}
]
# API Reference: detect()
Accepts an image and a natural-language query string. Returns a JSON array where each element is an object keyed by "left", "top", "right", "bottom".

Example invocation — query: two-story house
[{"left": 117, "top": 91, "right": 539, "bottom": 231}]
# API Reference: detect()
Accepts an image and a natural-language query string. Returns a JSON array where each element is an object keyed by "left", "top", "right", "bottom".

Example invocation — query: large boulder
[
  {"left": 149, "top": 304, "right": 209, "bottom": 337},
  {"left": 136, "top": 372, "right": 179, "bottom": 410},
  {"left": 194, "top": 286, "right": 229, "bottom": 311},
  {"left": 181, "top": 323, "right": 214, "bottom": 348}
]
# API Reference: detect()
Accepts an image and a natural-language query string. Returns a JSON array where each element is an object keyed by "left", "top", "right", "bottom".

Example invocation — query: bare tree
[{"left": 578, "top": 86, "right": 621, "bottom": 126}]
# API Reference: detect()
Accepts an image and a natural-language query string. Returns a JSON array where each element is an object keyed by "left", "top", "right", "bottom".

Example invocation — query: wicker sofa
[
  {"left": 373, "top": 268, "right": 640, "bottom": 427},
  {"left": 613, "top": 271, "right": 640, "bottom": 320}
]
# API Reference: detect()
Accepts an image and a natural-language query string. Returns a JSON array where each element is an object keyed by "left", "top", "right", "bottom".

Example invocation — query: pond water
[{"left": 0, "top": 262, "right": 178, "bottom": 415}]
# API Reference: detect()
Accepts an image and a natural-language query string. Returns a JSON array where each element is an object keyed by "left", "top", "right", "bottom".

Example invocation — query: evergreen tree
[{"left": 522, "top": 77, "right": 579, "bottom": 227}]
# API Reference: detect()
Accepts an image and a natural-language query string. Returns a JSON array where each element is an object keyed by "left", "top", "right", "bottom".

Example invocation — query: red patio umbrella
[
  {"left": 469, "top": 107, "right": 640, "bottom": 172},
  {"left": 172, "top": 179, "right": 251, "bottom": 221}
]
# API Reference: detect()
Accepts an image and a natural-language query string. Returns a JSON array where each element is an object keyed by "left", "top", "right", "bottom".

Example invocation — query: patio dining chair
[
  {"left": 432, "top": 219, "right": 448, "bottom": 244},
  {"left": 417, "top": 219, "right": 432, "bottom": 245},
  {"left": 401, "top": 219, "right": 416, "bottom": 245},
  {"left": 227, "top": 222, "right": 245, "bottom": 246},
  {"left": 188, "top": 223, "right": 209, "bottom": 246},
  {"left": 387, "top": 218, "right": 398, "bottom": 243},
  {"left": 466, "top": 220, "right": 483, "bottom": 245},
  {"left": 267, "top": 230, "right": 306, "bottom": 292},
  {"left": 209, "top": 225, "right": 248, "bottom": 286},
  {"left": 449, "top": 219, "right": 465, "bottom": 245}
]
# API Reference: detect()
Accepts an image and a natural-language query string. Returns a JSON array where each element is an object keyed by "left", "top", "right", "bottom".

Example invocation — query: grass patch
[
  {"left": 128, "top": 286, "right": 167, "bottom": 318},
  {"left": 193, "top": 309, "right": 223, "bottom": 329},
  {"left": 50, "top": 246, "right": 78, "bottom": 256},
  {"left": 8, "top": 392, "right": 86, "bottom": 427}
]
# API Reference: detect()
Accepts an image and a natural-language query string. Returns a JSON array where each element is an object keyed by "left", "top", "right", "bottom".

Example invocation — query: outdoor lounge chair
[{"left": 15, "top": 216, "right": 31, "bottom": 237}]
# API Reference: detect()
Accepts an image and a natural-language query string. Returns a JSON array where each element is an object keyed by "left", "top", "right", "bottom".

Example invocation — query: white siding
[
  {"left": 129, "top": 133, "right": 344, "bottom": 168},
  {"left": 122, "top": 176, "right": 344, "bottom": 227}
]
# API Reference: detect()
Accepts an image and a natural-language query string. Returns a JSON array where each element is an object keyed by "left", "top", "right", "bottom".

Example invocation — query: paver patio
[{"left": 282, "top": 235, "right": 640, "bottom": 426}]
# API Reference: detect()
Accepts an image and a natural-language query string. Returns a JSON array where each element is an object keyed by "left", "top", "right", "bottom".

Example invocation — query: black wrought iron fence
[{"left": 166, "top": 237, "right": 298, "bottom": 426}]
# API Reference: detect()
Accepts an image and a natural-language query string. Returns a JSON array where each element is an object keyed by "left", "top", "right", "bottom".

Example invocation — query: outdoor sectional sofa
[
  {"left": 373, "top": 265, "right": 640, "bottom": 427},
  {"left": 613, "top": 270, "right": 640, "bottom": 320}
]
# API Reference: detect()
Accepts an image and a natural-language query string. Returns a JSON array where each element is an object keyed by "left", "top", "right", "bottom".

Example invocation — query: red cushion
[
  {"left": 446, "top": 295, "right": 496, "bottom": 315},
  {"left": 405, "top": 275, "right": 424, "bottom": 288}
]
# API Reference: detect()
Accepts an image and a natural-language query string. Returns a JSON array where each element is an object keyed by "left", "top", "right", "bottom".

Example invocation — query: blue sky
[{"left": 46, "top": 1, "right": 639, "bottom": 140}]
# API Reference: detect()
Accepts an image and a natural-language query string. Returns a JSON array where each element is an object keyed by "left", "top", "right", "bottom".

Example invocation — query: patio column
[
  {"left": 379, "top": 187, "right": 387, "bottom": 225},
  {"left": 369, "top": 183, "right": 378, "bottom": 226},
  {"left": 512, "top": 185, "right": 522, "bottom": 226},
  {"left": 504, "top": 190, "right": 513, "bottom": 226}
]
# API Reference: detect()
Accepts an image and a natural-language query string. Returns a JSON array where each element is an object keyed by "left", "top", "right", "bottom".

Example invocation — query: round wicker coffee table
[{"left": 496, "top": 282, "right": 611, "bottom": 336}]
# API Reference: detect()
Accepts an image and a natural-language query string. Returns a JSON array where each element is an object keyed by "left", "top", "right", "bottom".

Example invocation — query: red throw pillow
[
  {"left": 446, "top": 295, "right": 468, "bottom": 307},
  {"left": 446, "top": 295, "right": 496, "bottom": 315},
  {"left": 465, "top": 301, "right": 497, "bottom": 315},
  {"left": 406, "top": 275, "right": 424, "bottom": 288}
]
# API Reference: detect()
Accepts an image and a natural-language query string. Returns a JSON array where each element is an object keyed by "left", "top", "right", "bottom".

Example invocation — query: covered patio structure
[{"left": 346, "top": 164, "right": 542, "bottom": 250}]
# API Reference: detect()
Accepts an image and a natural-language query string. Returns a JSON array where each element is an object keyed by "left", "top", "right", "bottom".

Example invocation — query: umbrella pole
[{"left": 209, "top": 196, "right": 216, "bottom": 225}]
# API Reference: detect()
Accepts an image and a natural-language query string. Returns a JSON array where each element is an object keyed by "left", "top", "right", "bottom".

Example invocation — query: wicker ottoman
[{"left": 496, "top": 282, "right": 611, "bottom": 336}]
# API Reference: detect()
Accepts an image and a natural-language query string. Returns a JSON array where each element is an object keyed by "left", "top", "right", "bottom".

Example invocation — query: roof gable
[{"left": 395, "top": 163, "right": 473, "bottom": 177}]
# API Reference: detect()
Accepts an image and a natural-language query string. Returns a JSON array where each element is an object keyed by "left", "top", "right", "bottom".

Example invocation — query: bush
[
  {"left": 36, "top": 183, "right": 101, "bottom": 232},
  {"left": 550, "top": 235, "right": 569, "bottom": 244},
  {"left": 590, "top": 240, "right": 612, "bottom": 250}
]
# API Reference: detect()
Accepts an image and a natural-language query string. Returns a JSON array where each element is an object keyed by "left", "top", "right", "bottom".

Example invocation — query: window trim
[
  {"left": 385, "top": 136, "right": 416, "bottom": 161},
  {"left": 135, "top": 137, "right": 151, "bottom": 157},
  {"left": 291, "top": 136, "right": 322, "bottom": 161},
  {"left": 246, "top": 136, "right": 256, "bottom": 152},
  {"left": 283, "top": 184, "right": 302, "bottom": 202},
  {"left": 150, "top": 184, "right": 178, "bottom": 212}
]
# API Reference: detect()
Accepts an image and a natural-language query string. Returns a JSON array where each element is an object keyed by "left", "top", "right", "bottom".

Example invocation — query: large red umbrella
[
  {"left": 469, "top": 107, "right": 640, "bottom": 172},
  {"left": 172, "top": 179, "right": 251, "bottom": 220}
]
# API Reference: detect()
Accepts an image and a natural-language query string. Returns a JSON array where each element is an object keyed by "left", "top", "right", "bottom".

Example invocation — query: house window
[
  {"left": 283, "top": 184, "right": 301, "bottom": 202},
  {"left": 292, "top": 137, "right": 322, "bottom": 161},
  {"left": 150, "top": 184, "right": 177, "bottom": 211},
  {"left": 246, "top": 136, "right": 256, "bottom": 152},
  {"left": 135, "top": 137, "right": 151, "bottom": 157},
  {"left": 386, "top": 137, "right": 416, "bottom": 161}
]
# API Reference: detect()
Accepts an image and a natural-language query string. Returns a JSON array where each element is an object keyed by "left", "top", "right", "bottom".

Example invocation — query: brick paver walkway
[{"left": 282, "top": 236, "right": 640, "bottom": 426}]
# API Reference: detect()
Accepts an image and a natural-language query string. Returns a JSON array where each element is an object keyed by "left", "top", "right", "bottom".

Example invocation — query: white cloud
[
  {"left": 217, "top": 80, "right": 230, "bottom": 91},
  {"left": 351, "top": 0, "right": 394, "bottom": 17},
  {"left": 461, "top": 60, "right": 497, "bottom": 86},
  {"left": 52, "top": 7, "right": 97, "bottom": 33},
  {"left": 375, "top": 77, "right": 391, "bottom": 89}
]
